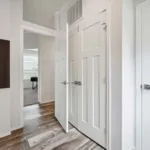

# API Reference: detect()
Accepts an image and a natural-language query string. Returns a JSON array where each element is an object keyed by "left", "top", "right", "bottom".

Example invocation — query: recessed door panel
[{"left": 82, "top": 57, "right": 88, "bottom": 123}]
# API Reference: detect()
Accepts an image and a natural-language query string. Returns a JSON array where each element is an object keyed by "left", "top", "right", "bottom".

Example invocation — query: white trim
[
  {"left": 38, "top": 45, "right": 42, "bottom": 104},
  {"left": 136, "top": 4, "right": 142, "bottom": 149},
  {"left": 0, "top": 132, "right": 11, "bottom": 138},
  {"left": 11, "top": 126, "right": 23, "bottom": 132},
  {"left": 20, "top": 27, "right": 24, "bottom": 127},
  {"left": 106, "top": 3, "right": 112, "bottom": 150},
  {"left": 21, "top": 21, "right": 56, "bottom": 37},
  {"left": 66, "top": 23, "right": 69, "bottom": 133},
  {"left": 135, "top": 1, "right": 150, "bottom": 150}
]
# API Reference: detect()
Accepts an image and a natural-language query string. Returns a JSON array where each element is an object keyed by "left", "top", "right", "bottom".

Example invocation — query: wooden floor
[{"left": 0, "top": 102, "right": 105, "bottom": 150}]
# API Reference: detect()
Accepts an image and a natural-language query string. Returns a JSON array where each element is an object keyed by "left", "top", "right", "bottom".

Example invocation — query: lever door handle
[
  {"left": 77, "top": 81, "right": 82, "bottom": 86},
  {"left": 71, "top": 81, "right": 78, "bottom": 85},
  {"left": 61, "top": 81, "right": 68, "bottom": 85},
  {"left": 71, "top": 81, "right": 82, "bottom": 86},
  {"left": 143, "top": 84, "right": 150, "bottom": 90}
]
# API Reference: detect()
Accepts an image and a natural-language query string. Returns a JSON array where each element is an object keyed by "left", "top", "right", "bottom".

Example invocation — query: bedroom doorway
[{"left": 23, "top": 31, "right": 39, "bottom": 107}]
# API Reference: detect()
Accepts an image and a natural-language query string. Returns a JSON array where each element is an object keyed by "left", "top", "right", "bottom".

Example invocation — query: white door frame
[
  {"left": 136, "top": 1, "right": 150, "bottom": 150},
  {"left": 20, "top": 21, "right": 56, "bottom": 126},
  {"left": 106, "top": 5, "right": 112, "bottom": 150}
]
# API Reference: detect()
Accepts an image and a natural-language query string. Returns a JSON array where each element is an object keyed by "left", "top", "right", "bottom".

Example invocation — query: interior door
[
  {"left": 55, "top": 24, "right": 69, "bottom": 132},
  {"left": 69, "top": 26, "right": 80, "bottom": 128},
  {"left": 140, "top": 3, "right": 150, "bottom": 150},
  {"left": 78, "top": 12, "right": 107, "bottom": 148}
]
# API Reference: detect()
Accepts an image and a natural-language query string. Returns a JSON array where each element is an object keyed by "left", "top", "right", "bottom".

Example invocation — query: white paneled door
[
  {"left": 78, "top": 12, "right": 107, "bottom": 148},
  {"left": 69, "top": 26, "right": 80, "bottom": 128},
  {"left": 55, "top": 24, "right": 69, "bottom": 132},
  {"left": 137, "top": 2, "right": 150, "bottom": 150}
]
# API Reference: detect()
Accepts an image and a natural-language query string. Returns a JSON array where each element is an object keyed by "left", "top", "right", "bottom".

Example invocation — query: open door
[{"left": 55, "top": 23, "right": 69, "bottom": 132}]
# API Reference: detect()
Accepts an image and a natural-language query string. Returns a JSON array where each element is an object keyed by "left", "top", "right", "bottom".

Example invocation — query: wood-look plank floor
[{"left": 0, "top": 103, "right": 105, "bottom": 150}]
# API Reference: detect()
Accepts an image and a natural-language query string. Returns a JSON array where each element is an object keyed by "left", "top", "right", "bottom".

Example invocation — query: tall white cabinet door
[
  {"left": 69, "top": 26, "right": 80, "bottom": 128},
  {"left": 55, "top": 24, "right": 69, "bottom": 132},
  {"left": 78, "top": 12, "right": 107, "bottom": 148}
]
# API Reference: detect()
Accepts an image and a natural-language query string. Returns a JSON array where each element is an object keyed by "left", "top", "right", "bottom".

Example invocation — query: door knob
[
  {"left": 143, "top": 84, "right": 150, "bottom": 90},
  {"left": 71, "top": 81, "right": 82, "bottom": 86},
  {"left": 71, "top": 81, "right": 78, "bottom": 85},
  {"left": 77, "top": 81, "right": 82, "bottom": 86},
  {"left": 61, "top": 81, "right": 68, "bottom": 85}
]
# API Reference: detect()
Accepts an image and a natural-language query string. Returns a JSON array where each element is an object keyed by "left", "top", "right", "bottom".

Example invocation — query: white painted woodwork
[
  {"left": 21, "top": 21, "right": 56, "bottom": 37},
  {"left": 136, "top": 2, "right": 150, "bottom": 150},
  {"left": 55, "top": 24, "right": 69, "bottom": 132},
  {"left": 78, "top": 12, "right": 107, "bottom": 148},
  {"left": 82, "top": 0, "right": 108, "bottom": 19},
  {"left": 69, "top": 25, "right": 80, "bottom": 128}
]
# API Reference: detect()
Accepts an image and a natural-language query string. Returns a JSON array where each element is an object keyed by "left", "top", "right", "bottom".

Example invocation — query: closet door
[
  {"left": 78, "top": 12, "right": 107, "bottom": 148},
  {"left": 69, "top": 26, "right": 80, "bottom": 128},
  {"left": 55, "top": 24, "right": 69, "bottom": 132}
]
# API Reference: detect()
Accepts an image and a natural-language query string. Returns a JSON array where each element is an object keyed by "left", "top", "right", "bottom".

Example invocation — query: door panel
[
  {"left": 78, "top": 12, "right": 107, "bottom": 148},
  {"left": 55, "top": 24, "right": 69, "bottom": 132},
  {"left": 69, "top": 26, "right": 79, "bottom": 128},
  {"left": 141, "top": 4, "right": 150, "bottom": 150}
]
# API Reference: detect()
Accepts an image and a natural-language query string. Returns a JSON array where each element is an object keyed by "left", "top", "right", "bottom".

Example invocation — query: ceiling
[{"left": 23, "top": 0, "right": 69, "bottom": 29}]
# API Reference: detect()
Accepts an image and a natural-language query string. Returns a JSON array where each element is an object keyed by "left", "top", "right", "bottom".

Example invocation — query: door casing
[{"left": 20, "top": 21, "right": 56, "bottom": 127}]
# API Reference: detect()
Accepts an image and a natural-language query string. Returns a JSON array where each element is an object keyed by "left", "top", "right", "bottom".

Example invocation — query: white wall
[
  {"left": 0, "top": 0, "right": 11, "bottom": 137},
  {"left": 24, "top": 50, "right": 38, "bottom": 88},
  {"left": 10, "top": 0, "right": 23, "bottom": 131},
  {"left": 24, "top": 32, "right": 39, "bottom": 49},
  {"left": 122, "top": 0, "right": 135, "bottom": 150},
  {"left": 108, "top": 0, "right": 122, "bottom": 149},
  {"left": 38, "top": 36, "right": 55, "bottom": 103},
  {"left": 23, "top": 0, "right": 69, "bottom": 29},
  {"left": 24, "top": 32, "right": 39, "bottom": 89}
]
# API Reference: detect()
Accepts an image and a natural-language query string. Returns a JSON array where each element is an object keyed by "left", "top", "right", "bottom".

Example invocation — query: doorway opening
[
  {"left": 23, "top": 31, "right": 39, "bottom": 107},
  {"left": 21, "top": 28, "right": 56, "bottom": 125}
]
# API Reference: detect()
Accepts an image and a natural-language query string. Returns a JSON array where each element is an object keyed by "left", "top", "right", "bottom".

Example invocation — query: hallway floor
[
  {"left": 24, "top": 88, "right": 38, "bottom": 106},
  {"left": 0, "top": 103, "right": 105, "bottom": 150}
]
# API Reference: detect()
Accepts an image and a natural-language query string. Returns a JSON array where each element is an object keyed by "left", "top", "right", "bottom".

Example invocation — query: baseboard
[
  {"left": 0, "top": 131, "right": 11, "bottom": 138},
  {"left": 39, "top": 100, "right": 55, "bottom": 106},
  {"left": 0, "top": 127, "right": 23, "bottom": 142},
  {"left": 11, "top": 128, "right": 23, "bottom": 135},
  {"left": 11, "top": 126, "right": 23, "bottom": 132}
]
